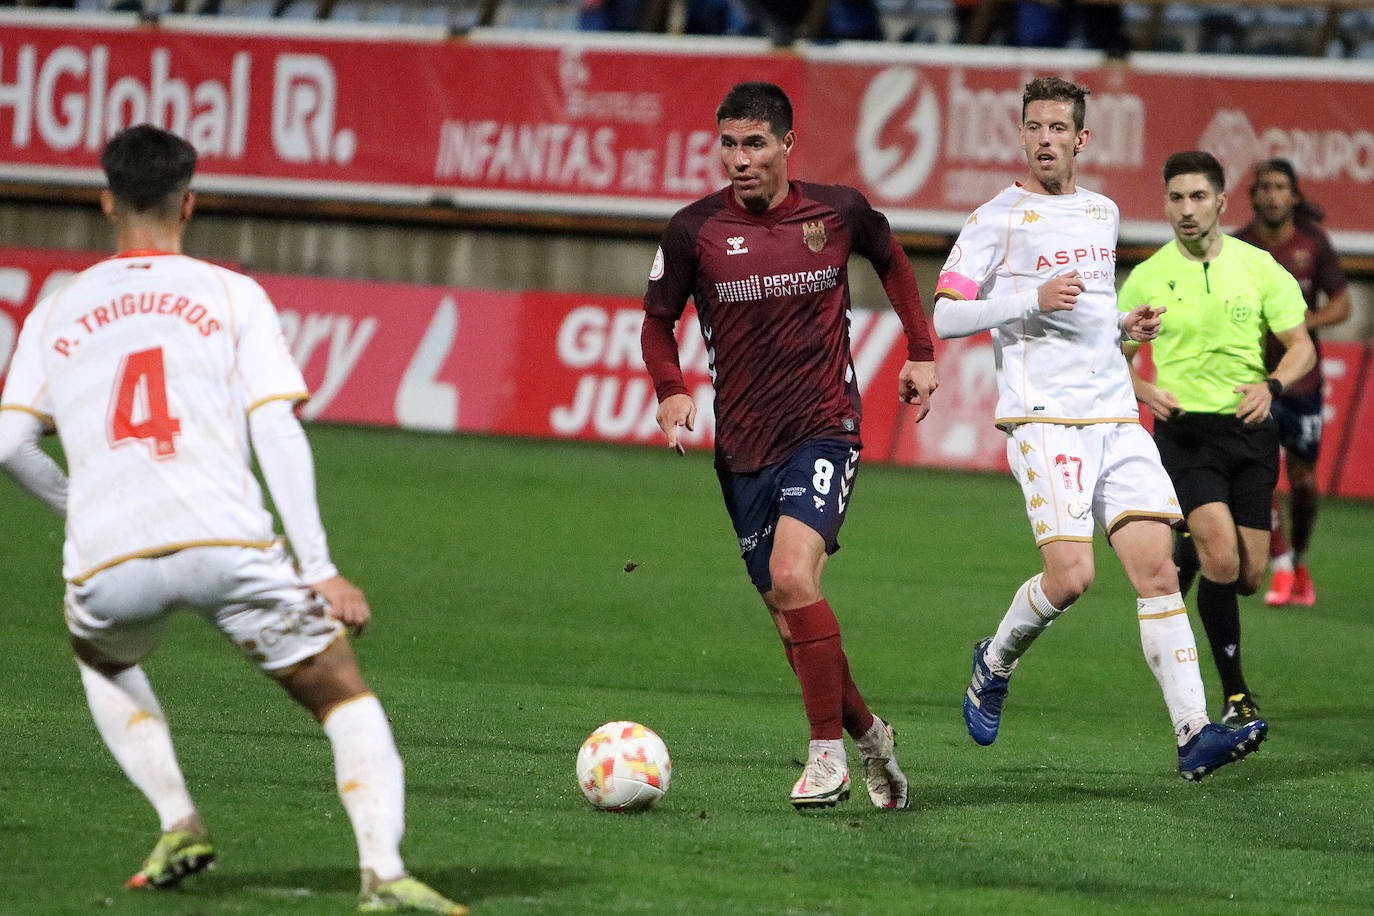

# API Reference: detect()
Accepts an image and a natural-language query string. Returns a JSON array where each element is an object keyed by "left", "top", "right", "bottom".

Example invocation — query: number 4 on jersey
[{"left": 108, "top": 346, "right": 181, "bottom": 459}]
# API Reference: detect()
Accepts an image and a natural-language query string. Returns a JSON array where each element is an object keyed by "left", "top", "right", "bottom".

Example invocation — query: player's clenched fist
[{"left": 1038, "top": 271, "right": 1085, "bottom": 312}]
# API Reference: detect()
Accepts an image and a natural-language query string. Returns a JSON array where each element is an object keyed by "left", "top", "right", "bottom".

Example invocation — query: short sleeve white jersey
[
  {"left": 935, "top": 185, "right": 1139, "bottom": 429},
  {"left": 1, "top": 251, "right": 308, "bottom": 582}
]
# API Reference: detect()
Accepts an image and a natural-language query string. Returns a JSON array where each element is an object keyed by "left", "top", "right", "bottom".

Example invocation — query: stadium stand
[{"left": 6, "top": 0, "right": 1372, "bottom": 57}]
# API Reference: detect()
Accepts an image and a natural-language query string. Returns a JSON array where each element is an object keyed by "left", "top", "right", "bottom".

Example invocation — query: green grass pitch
[{"left": 1, "top": 426, "right": 1371, "bottom": 915}]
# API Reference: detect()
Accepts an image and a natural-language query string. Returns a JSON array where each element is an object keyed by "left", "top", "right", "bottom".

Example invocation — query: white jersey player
[
  {"left": 936, "top": 184, "right": 1137, "bottom": 429},
  {"left": 932, "top": 77, "right": 1267, "bottom": 781},
  {"left": 0, "top": 125, "right": 464, "bottom": 914},
  {"left": 5, "top": 253, "right": 321, "bottom": 589}
]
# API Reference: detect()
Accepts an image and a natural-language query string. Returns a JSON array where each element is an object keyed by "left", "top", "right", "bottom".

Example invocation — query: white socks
[
  {"left": 77, "top": 660, "right": 197, "bottom": 832},
  {"left": 809, "top": 738, "right": 845, "bottom": 766},
  {"left": 987, "top": 574, "right": 1067, "bottom": 676},
  {"left": 322, "top": 694, "right": 406, "bottom": 882},
  {"left": 1271, "top": 552, "right": 1294, "bottom": 573},
  {"left": 1137, "top": 593, "right": 1209, "bottom": 745}
]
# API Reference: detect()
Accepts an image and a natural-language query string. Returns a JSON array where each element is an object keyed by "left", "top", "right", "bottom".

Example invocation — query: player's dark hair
[
  {"left": 101, "top": 124, "right": 197, "bottom": 216},
  {"left": 716, "top": 82, "right": 793, "bottom": 138},
  {"left": 1163, "top": 150, "right": 1225, "bottom": 192},
  {"left": 1021, "top": 76, "right": 1089, "bottom": 132},
  {"left": 1250, "top": 157, "right": 1325, "bottom": 224}
]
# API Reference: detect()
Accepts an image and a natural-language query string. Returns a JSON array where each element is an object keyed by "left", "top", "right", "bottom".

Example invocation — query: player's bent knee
[
  {"left": 274, "top": 635, "right": 371, "bottom": 721},
  {"left": 69, "top": 635, "right": 136, "bottom": 678},
  {"left": 767, "top": 565, "right": 819, "bottom": 607}
]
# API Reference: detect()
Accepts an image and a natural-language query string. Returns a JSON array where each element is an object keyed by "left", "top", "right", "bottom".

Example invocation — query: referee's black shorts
[{"left": 1153, "top": 412, "right": 1279, "bottom": 530}]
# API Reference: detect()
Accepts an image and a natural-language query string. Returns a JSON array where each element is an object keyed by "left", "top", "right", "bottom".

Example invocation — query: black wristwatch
[{"left": 1266, "top": 377, "right": 1282, "bottom": 399}]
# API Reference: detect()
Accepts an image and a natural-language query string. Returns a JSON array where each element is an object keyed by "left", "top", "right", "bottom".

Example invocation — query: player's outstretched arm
[
  {"left": 0, "top": 409, "right": 68, "bottom": 516},
  {"left": 898, "top": 360, "right": 938, "bottom": 422}
]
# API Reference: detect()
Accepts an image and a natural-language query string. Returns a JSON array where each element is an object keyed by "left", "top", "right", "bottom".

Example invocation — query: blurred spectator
[
  {"left": 826, "top": 0, "right": 883, "bottom": 40},
  {"left": 955, "top": 0, "right": 1014, "bottom": 46},
  {"left": 743, "top": 0, "right": 884, "bottom": 43},
  {"left": 580, "top": 0, "right": 644, "bottom": 31},
  {"left": 1014, "top": 1, "right": 1128, "bottom": 56}
]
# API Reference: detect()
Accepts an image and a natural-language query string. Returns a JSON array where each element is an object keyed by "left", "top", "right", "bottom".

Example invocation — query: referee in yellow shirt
[{"left": 1119, "top": 151, "right": 1315, "bottom": 729}]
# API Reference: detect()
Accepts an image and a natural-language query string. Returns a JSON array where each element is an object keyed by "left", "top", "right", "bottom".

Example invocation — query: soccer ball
[{"left": 576, "top": 721, "right": 672, "bottom": 811}]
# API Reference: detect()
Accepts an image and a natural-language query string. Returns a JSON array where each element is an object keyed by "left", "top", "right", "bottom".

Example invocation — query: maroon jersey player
[
  {"left": 1237, "top": 159, "right": 1351, "bottom": 608},
  {"left": 640, "top": 81, "right": 938, "bottom": 810}
]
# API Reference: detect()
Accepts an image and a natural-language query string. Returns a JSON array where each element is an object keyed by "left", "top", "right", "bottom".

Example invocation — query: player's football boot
[
  {"left": 963, "top": 638, "right": 1011, "bottom": 746},
  {"left": 1291, "top": 565, "right": 1316, "bottom": 606},
  {"left": 1177, "top": 720, "right": 1267, "bottom": 781},
  {"left": 790, "top": 750, "right": 850, "bottom": 810},
  {"left": 1220, "top": 692, "right": 1263, "bottom": 726},
  {"left": 125, "top": 829, "right": 215, "bottom": 889},
  {"left": 1264, "top": 567, "right": 1295, "bottom": 606},
  {"left": 857, "top": 716, "right": 909, "bottom": 809},
  {"left": 358, "top": 874, "right": 468, "bottom": 914}
]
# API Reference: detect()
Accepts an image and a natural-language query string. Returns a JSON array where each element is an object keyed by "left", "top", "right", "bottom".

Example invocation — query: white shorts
[
  {"left": 64, "top": 543, "right": 343, "bottom": 671},
  {"left": 1007, "top": 422, "right": 1183, "bottom": 546}
]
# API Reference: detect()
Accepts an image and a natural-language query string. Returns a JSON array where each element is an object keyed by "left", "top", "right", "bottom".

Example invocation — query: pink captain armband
[{"left": 935, "top": 271, "right": 979, "bottom": 301}]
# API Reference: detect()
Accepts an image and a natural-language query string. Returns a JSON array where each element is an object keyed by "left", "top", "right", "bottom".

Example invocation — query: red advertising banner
[
  {"left": 0, "top": 16, "right": 800, "bottom": 211},
  {"left": 801, "top": 53, "right": 1374, "bottom": 248},
  {"left": 3, "top": 244, "right": 1371, "bottom": 498},
  {"left": 2, "top": 16, "right": 1372, "bottom": 249}
]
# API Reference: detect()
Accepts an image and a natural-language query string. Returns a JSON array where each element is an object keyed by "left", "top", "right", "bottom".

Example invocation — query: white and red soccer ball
[{"left": 576, "top": 721, "right": 672, "bottom": 811}]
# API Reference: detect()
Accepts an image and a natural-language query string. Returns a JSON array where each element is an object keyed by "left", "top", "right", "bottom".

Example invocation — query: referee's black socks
[{"left": 1195, "top": 577, "right": 1250, "bottom": 703}]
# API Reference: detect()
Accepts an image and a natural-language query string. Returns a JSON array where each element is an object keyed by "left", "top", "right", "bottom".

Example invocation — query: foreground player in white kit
[
  {"left": 932, "top": 77, "right": 1266, "bottom": 780},
  {"left": 0, "top": 126, "right": 464, "bottom": 914}
]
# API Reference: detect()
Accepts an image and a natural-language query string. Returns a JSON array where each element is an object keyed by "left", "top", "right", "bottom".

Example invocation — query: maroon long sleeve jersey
[
  {"left": 1236, "top": 218, "right": 1349, "bottom": 398},
  {"left": 641, "top": 180, "right": 934, "bottom": 473}
]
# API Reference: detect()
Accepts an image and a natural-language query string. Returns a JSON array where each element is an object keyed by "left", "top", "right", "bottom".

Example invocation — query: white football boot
[
  {"left": 857, "top": 716, "right": 910, "bottom": 809},
  {"left": 790, "top": 749, "right": 851, "bottom": 809}
]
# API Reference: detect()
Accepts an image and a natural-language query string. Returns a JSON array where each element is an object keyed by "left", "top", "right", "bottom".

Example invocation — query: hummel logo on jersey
[
  {"left": 1021, "top": 211, "right": 1041, "bottom": 224},
  {"left": 726, "top": 236, "right": 749, "bottom": 255}
]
